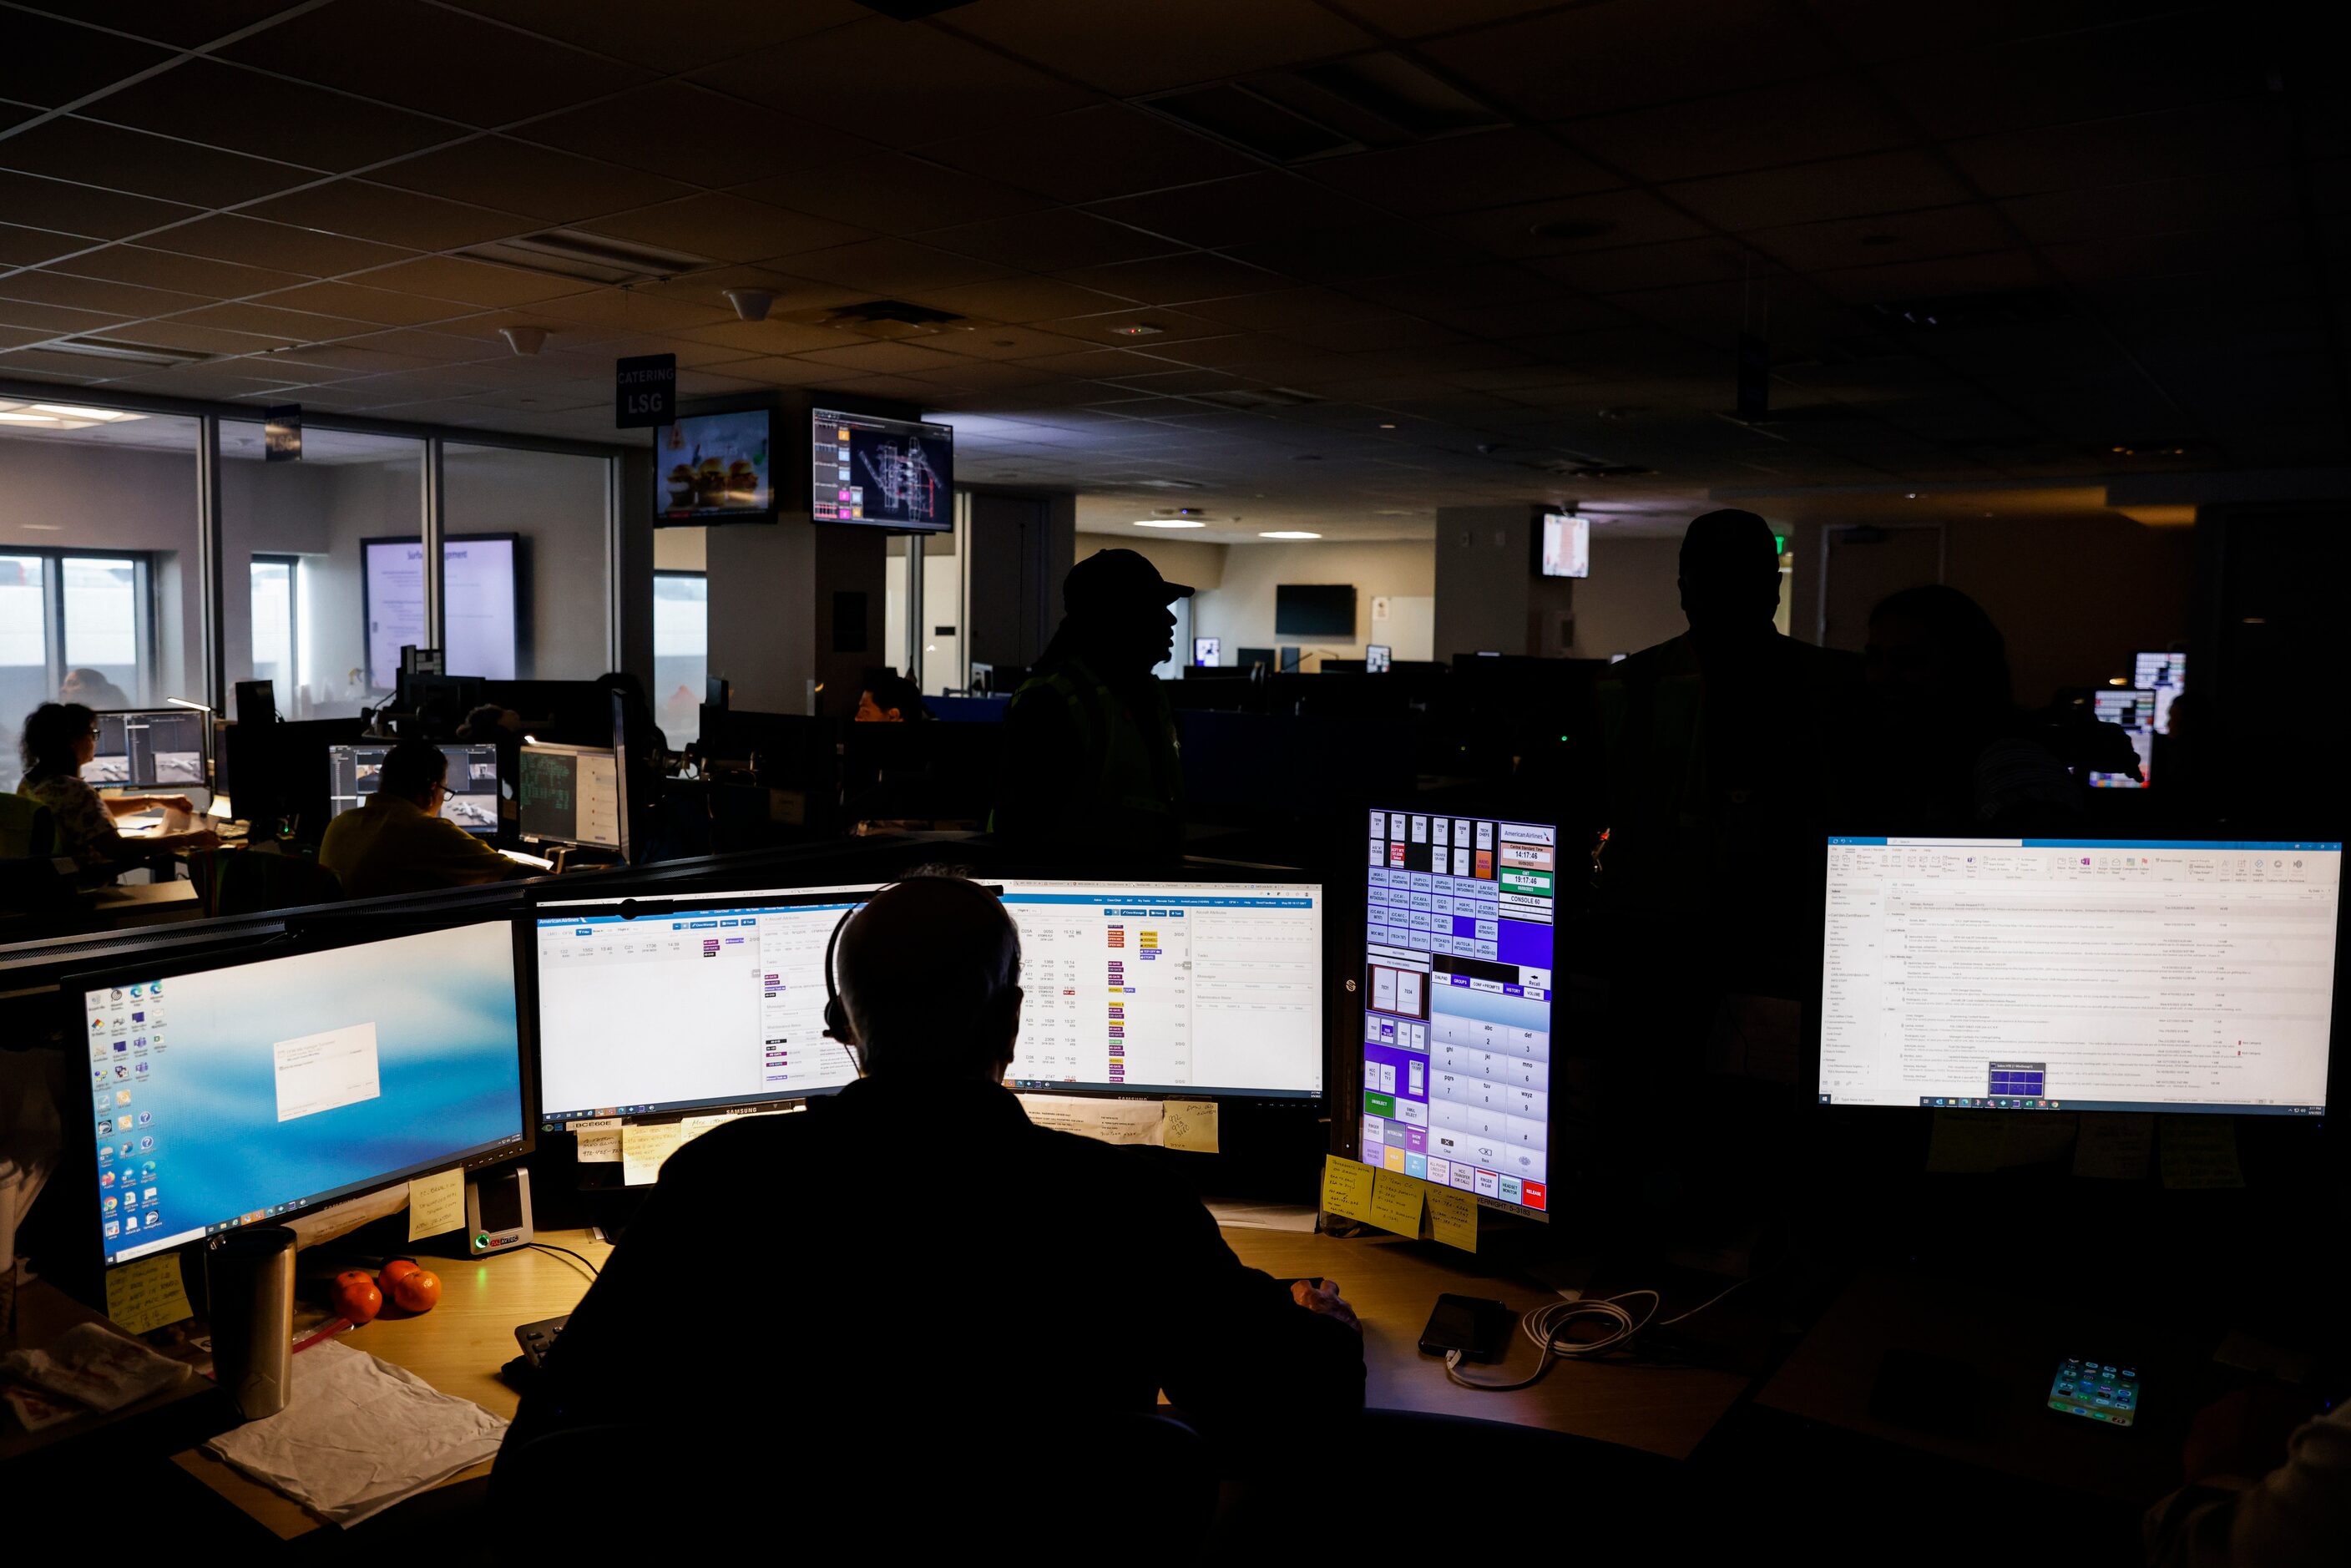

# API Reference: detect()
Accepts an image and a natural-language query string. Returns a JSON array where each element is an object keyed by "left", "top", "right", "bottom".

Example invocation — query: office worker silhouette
[
  {"left": 316, "top": 738, "right": 524, "bottom": 899},
  {"left": 993, "top": 549, "right": 1190, "bottom": 861},
  {"left": 503, "top": 876, "right": 1363, "bottom": 1540}
]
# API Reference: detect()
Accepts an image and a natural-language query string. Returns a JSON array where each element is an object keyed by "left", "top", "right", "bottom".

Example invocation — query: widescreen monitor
[
  {"left": 1818, "top": 837, "right": 2338, "bottom": 1115},
  {"left": 998, "top": 878, "right": 1324, "bottom": 1100},
  {"left": 2090, "top": 688, "right": 2157, "bottom": 789},
  {"left": 518, "top": 743, "right": 624, "bottom": 853},
  {"left": 2135, "top": 650, "right": 2187, "bottom": 735},
  {"left": 361, "top": 535, "right": 518, "bottom": 690},
  {"left": 1275, "top": 584, "right": 1355, "bottom": 637},
  {"left": 811, "top": 407, "right": 953, "bottom": 532},
  {"left": 1366, "top": 644, "right": 1393, "bottom": 673},
  {"left": 656, "top": 409, "right": 772, "bottom": 523},
  {"left": 327, "top": 741, "right": 500, "bottom": 836},
  {"left": 81, "top": 709, "right": 207, "bottom": 789},
  {"left": 76, "top": 921, "right": 529, "bottom": 1268},
  {"left": 1193, "top": 637, "right": 1220, "bottom": 667},
  {"left": 1363, "top": 809, "right": 1556, "bottom": 1220},
  {"left": 1536, "top": 512, "right": 1590, "bottom": 579}
]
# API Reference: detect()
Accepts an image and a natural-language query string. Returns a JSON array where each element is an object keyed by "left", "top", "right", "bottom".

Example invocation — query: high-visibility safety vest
[{"left": 997, "top": 655, "right": 1181, "bottom": 843}]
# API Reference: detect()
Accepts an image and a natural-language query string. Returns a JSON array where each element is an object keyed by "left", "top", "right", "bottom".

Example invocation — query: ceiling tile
[
  {"left": 1665, "top": 149, "right": 1972, "bottom": 230},
  {"left": 367, "top": 136, "right": 695, "bottom": 224},
  {"left": 1448, "top": 188, "right": 1710, "bottom": 258},
  {"left": 1334, "top": 0, "right": 1568, "bottom": 34},
  {"left": 1809, "top": 249, "right": 2045, "bottom": 305},
  {"left": 674, "top": 319, "right": 862, "bottom": 357},
  {"left": 1087, "top": 173, "right": 1379, "bottom": 250},
  {"left": 1225, "top": 224, "right": 1463, "bottom": 281},
  {"left": 81, "top": 61, "right": 461, "bottom": 172},
  {"left": 249, "top": 281, "right": 479, "bottom": 327},
  {"left": 1422, "top": 0, "right": 1820, "bottom": 119},
  {"left": 916, "top": 105, "right": 1259, "bottom": 205},
  {"left": 686, "top": 355, "right": 842, "bottom": 387},
  {"left": 164, "top": 301, "right": 387, "bottom": 347},
  {"left": 951, "top": 0, "right": 1374, "bottom": 95},
  {"left": 0, "top": 170, "right": 204, "bottom": 241},
  {"left": 795, "top": 340, "right": 977, "bottom": 376},
  {"left": 1055, "top": 252, "right": 1285, "bottom": 306},
  {"left": 1306, "top": 130, "right": 1621, "bottom": 216},
  {"left": 1747, "top": 204, "right": 2017, "bottom": 274},
  {"left": 783, "top": 239, "right": 1010, "bottom": 294},
  {"left": 437, "top": 0, "right": 867, "bottom": 72},
  {"left": 924, "top": 324, "right": 1100, "bottom": 361},
  {"left": 913, "top": 210, "right": 1183, "bottom": 272},
  {"left": 220, "top": 0, "right": 654, "bottom": 126},
  {"left": 1182, "top": 288, "right": 1393, "bottom": 331},
  {"left": 82, "top": 319, "right": 312, "bottom": 357},
  {"left": 2000, "top": 169, "right": 2298, "bottom": 248},
  {"left": 1874, "top": 18, "right": 2268, "bottom": 141},
  {"left": 0, "top": 347, "right": 117, "bottom": 378},
  {"left": 581, "top": 196, "right": 867, "bottom": 265},
  {"left": 3, "top": 269, "right": 215, "bottom": 316},
  {"left": 346, "top": 255, "right": 599, "bottom": 307},
  {"left": 43, "top": 243, "right": 310, "bottom": 299},
  {"left": 692, "top": 18, "right": 1089, "bottom": 148},
  {"left": 1944, "top": 101, "right": 2290, "bottom": 200},
  {"left": 255, "top": 341, "right": 447, "bottom": 377},
  {"left": 0, "top": 297, "right": 132, "bottom": 335},
  {"left": 36, "top": 2, "right": 300, "bottom": 48},
  {"left": 1032, "top": 306, "right": 1231, "bottom": 345},
  {"left": 241, "top": 182, "right": 533, "bottom": 251},
  {"left": 530, "top": 291, "right": 736, "bottom": 332},
  {"left": 0, "top": 13, "right": 174, "bottom": 105},
  {"left": 0, "top": 223, "right": 93, "bottom": 269},
  {"left": 517, "top": 86, "right": 811, "bottom": 188},
  {"left": 811, "top": 372, "right": 945, "bottom": 402},
  {"left": 909, "top": 276, "right": 1135, "bottom": 326},
  {"left": 733, "top": 151, "right": 1047, "bottom": 232},
  {"left": 0, "top": 117, "right": 315, "bottom": 207},
  {"left": 1565, "top": 75, "right": 1915, "bottom": 184}
]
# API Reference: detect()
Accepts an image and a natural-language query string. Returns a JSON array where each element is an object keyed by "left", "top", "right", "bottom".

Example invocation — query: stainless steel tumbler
[{"left": 205, "top": 1226, "right": 296, "bottom": 1420}]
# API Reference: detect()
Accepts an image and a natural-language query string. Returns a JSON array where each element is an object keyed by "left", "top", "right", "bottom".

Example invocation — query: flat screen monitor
[
  {"left": 1818, "top": 837, "right": 2338, "bottom": 1116},
  {"left": 1275, "top": 584, "right": 1355, "bottom": 638},
  {"left": 533, "top": 886, "right": 885, "bottom": 1135},
  {"left": 327, "top": 742, "right": 501, "bottom": 836},
  {"left": 1192, "top": 637, "right": 1220, "bottom": 667},
  {"left": 811, "top": 407, "right": 953, "bottom": 532},
  {"left": 362, "top": 535, "right": 518, "bottom": 691},
  {"left": 1366, "top": 644, "right": 1392, "bottom": 674},
  {"left": 999, "top": 878, "right": 1324, "bottom": 1100},
  {"left": 76, "top": 921, "right": 529, "bottom": 1268},
  {"left": 656, "top": 409, "right": 773, "bottom": 523},
  {"left": 2090, "top": 688, "right": 2158, "bottom": 789},
  {"left": 2135, "top": 650, "right": 2186, "bottom": 735},
  {"left": 1363, "top": 809, "right": 1556, "bottom": 1219},
  {"left": 518, "top": 743, "right": 624, "bottom": 853},
  {"left": 81, "top": 709, "right": 207, "bottom": 790},
  {"left": 1237, "top": 646, "right": 1275, "bottom": 671},
  {"left": 1536, "top": 512, "right": 1590, "bottom": 579}
]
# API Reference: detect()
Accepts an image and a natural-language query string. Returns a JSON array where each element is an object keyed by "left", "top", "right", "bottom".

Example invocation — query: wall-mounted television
[
  {"left": 1536, "top": 511, "right": 1589, "bottom": 579},
  {"left": 361, "top": 534, "right": 520, "bottom": 691},
  {"left": 1275, "top": 584, "right": 1356, "bottom": 638},
  {"left": 812, "top": 407, "right": 953, "bottom": 533},
  {"left": 656, "top": 409, "right": 773, "bottom": 523}
]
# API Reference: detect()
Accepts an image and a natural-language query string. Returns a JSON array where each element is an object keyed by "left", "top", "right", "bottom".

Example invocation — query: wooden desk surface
[{"left": 174, "top": 1226, "right": 1756, "bottom": 1535}]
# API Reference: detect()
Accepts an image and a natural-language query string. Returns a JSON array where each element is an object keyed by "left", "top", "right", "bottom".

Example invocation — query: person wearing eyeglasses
[
  {"left": 16, "top": 701, "right": 219, "bottom": 870},
  {"left": 318, "top": 737, "right": 528, "bottom": 899}
]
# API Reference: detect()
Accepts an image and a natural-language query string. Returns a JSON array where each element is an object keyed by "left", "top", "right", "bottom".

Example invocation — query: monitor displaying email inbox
[
  {"left": 1818, "top": 837, "right": 2339, "bottom": 1115},
  {"left": 78, "top": 922, "right": 528, "bottom": 1268}
]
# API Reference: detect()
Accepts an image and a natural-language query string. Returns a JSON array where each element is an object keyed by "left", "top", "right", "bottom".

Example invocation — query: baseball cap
[{"left": 1064, "top": 548, "right": 1194, "bottom": 615}]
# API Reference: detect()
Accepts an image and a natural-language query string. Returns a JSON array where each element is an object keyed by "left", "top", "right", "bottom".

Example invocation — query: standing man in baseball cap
[{"left": 993, "top": 548, "right": 1192, "bottom": 861}]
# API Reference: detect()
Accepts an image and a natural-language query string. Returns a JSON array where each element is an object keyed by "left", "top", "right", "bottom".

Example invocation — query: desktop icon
[
  {"left": 97, "top": 1119, "right": 113, "bottom": 1136},
  {"left": 116, "top": 1090, "right": 132, "bottom": 1105},
  {"left": 143, "top": 1211, "right": 159, "bottom": 1228}
]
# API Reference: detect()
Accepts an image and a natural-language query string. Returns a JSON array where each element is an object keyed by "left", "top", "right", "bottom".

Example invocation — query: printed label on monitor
[{"left": 273, "top": 1022, "right": 383, "bottom": 1121}]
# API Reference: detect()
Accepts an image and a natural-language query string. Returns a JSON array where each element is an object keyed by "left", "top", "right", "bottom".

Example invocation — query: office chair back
[
  {"left": 212, "top": 843, "right": 343, "bottom": 918},
  {"left": 0, "top": 792, "right": 55, "bottom": 859}
]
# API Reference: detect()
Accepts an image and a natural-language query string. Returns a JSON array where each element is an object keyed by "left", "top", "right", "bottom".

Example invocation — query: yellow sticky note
[
  {"left": 1924, "top": 1110, "right": 2004, "bottom": 1173},
  {"left": 1320, "top": 1155, "right": 1377, "bottom": 1224},
  {"left": 407, "top": 1167, "right": 465, "bottom": 1242},
  {"left": 104, "top": 1252, "right": 194, "bottom": 1336},
  {"left": 2160, "top": 1116, "right": 2244, "bottom": 1189},
  {"left": 573, "top": 1118, "right": 621, "bottom": 1163},
  {"left": 1367, "top": 1169, "right": 1426, "bottom": 1238},
  {"left": 620, "top": 1121, "right": 684, "bottom": 1187},
  {"left": 1162, "top": 1100, "right": 1219, "bottom": 1153},
  {"left": 1427, "top": 1186, "right": 1479, "bottom": 1253}
]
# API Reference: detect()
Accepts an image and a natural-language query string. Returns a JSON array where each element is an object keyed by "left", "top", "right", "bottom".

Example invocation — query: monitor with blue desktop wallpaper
[{"left": 80, "top": 921, "right": 528, "bottom": 1268}]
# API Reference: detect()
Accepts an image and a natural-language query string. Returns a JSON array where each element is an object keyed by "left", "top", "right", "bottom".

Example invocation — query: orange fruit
[
  {"left": 387, "top": 1267, "right": 441, "bottom": 1314},
  {"left": 331, "top": 1277, "right": 382, "bottom": 1326}
]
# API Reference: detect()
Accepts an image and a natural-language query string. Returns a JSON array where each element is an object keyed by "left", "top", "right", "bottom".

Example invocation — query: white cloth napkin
[{"left": 201, "top": 1339, "right": 507, "bottom": 1527}]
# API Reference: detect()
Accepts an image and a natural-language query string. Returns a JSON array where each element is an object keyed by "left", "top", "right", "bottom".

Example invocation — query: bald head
[
  {"left": 836, "top": 876, "right": 1023, "bottom": 1079},
  {"left": 1678, "top": 508, "right": 1782, "bottom": 636}
]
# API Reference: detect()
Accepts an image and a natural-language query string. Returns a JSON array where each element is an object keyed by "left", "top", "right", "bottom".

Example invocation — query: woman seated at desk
[{"left": 17, "top": 702, "right": 220, "bottom": 870}]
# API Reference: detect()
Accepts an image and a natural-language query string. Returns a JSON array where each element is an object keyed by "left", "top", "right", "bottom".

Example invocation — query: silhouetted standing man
[{"left": 993, "top": 549, "right": 1191, "bottom": 861}]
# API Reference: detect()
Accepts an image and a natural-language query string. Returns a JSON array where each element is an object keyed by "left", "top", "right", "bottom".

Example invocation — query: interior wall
[
  {"left": 1434, "top": 504, "right": 1537, "bottom": 658},
  {"left": 1109, "top": 537, "right": 1433, "bottom": 666},
  {"left": 1570, "top": 534, "right": 1686, "bottom": 659},
  {"left": 1100, "top": 534, "right": 1229, "bottom": 595},
  {"left": 443, "top": 444, "right": 612, "bottom": 682}
]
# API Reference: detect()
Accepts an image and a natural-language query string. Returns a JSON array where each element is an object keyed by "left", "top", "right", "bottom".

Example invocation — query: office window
[
  {"left": 443, "top": 443, "right": 612, "bottom": 683},
  {"left": 654, "top": 569, "right": 706, "bottom": 745},
  {"left": 1, "top": 554, "right": 48, "bottom": 758},
  {"left": 249, "top": 555, "right": 297, "bottom": 704}
]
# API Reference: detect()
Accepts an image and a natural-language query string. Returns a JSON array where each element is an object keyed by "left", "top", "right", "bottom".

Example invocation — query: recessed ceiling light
[
  {"left": 1110, "top": 323, "right": 1165, "bottom": 336},
  {"left": 1133, "top": 518, "right": 1206, "bottom": 529},
  {"left": 17, "top": 523, "right": 63, "bottom": 531},
  {"left": 28, "top": 403, "right": 143, "bottom": 422},
  {"left": 1259, "top": 530, "right": 1322, "bottom": 539},
  {"left": 1378, "top": 422, "right": 1397, "bottom": 429}
]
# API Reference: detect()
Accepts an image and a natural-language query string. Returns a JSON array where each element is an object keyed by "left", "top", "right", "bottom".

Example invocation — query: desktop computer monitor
[
  {"left": 2090, "top": 688, "right": 2158, "bottom": 788},
  {"left": 1192, "top": 637, "right": 1220, "bottom": 667},
  {"left": 1362, "top": 809, "right": 1555, "bottom": 1218},
  {"left": 518, "top": 742, "right": 624, "bottom": 855},
  {"left": 997, "top": 877, "right": 1324, "bottom": 1100},
  {"left": 326, "top": 741, "right": 501, "bottom": 835},
  {"left": 1818, "top": 837, "right": 2338, "bottom": 1115},
  {"left": 81, "top": 709, "right": 208, "bottom": 790},
  {"left": 73, "top": 920, "right": 530, "bottom": 1269},
  {"left": 1366, "top": 645, "right": 1392, "bottom": 674},
  {"left": 2135, "top": 650, "right": 2187, "bottom": 735}
]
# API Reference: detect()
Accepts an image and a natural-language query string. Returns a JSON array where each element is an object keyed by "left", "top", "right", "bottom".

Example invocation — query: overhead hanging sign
[
  {"left": 615, "top": 354, "right": 675, "bottom": 428},
  {"left": 264, "top": 403, "right": 302, "bottom": 462}
]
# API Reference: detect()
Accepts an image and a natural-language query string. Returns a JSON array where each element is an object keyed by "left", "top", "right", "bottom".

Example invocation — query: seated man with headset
[{"left": 503, "top": 874, "right": 1364, "bottom": 1533}]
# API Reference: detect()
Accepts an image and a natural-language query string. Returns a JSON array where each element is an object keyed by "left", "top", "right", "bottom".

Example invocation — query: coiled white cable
[{"left": 1443, "top": 1277, "right": 1755, "bottom": 1391}]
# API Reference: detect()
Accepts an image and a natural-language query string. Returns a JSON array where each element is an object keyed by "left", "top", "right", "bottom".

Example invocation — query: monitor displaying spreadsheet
[
  {"left": 999, "top": 878, "right": 1323, "bottom": 1099},
  {"left": 1818, "top": 837, "right": 2339, "bottom": 1115},
  {"left": 1362, "top": 809, "right": 1556, "bottom": 1220}
]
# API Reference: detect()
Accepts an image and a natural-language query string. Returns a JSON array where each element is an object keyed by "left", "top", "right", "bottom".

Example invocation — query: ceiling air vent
[
  {"left": 1187, "top": 387, "right": 1322, "bottom": 412},
  {"left": 782, "top": 298, "right": 970, "bottom": 340},
  {"left": 48, "top": 337, "right": 212, "bottom": 367},
  {"left": 456, "top": 229, "right": 714, "bottom": 285}
]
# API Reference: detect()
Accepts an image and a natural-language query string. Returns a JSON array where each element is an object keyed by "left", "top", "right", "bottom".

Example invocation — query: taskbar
[
  {"left": 541, "top": 1089, "right": 844, "bottom": 1126},
  {"left": 1818, "top": 1094, "right": 2322, "bottom": 1116},
  {"left": 1007, "top": 1080, "right": 1322, "bottom": 1100}
]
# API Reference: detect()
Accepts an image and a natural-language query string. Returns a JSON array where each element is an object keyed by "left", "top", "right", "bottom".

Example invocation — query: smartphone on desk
[
  {"left": 1419, "top": 1294, "right": 1513, "bottom": 1362},
  {"left": 2050, "top": 1356, "right": 2141, "bottom": 1428}
]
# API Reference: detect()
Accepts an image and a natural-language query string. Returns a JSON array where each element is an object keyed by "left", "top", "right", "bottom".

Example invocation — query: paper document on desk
[
  {"left": 1018, "top": 1094, "right": 1165, "bottom": 1146},
  {"left": 202, "top": 1340, "right": 505, "bottom": 1527}
]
